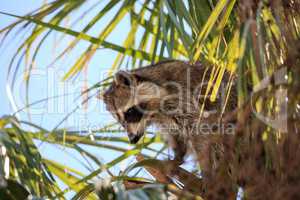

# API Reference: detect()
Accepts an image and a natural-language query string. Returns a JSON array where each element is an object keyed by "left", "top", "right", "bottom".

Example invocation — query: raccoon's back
[
  {"left": 133, "top": 60, "right": 208, "bottom": 93},
  {"left": 133, "top": 60, "right": 237, "bottom": 112}
]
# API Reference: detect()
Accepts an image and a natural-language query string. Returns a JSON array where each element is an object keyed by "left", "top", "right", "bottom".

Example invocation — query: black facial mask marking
[
  {"left": 124, "top": 106, "right": 143, "bottom": 123},
  {"left": 124, "top": 103, "right": 147, "bottom": 123}
]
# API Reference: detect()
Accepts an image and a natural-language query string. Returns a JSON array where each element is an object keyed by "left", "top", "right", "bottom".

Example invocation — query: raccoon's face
[{"left": 103, "top": 71, "right": 168, "bottom": 144}]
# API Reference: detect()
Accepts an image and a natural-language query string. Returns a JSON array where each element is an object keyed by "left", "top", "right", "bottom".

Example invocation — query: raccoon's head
[{"left": 103, "top": 71, "right": 168, "bottom": 144}]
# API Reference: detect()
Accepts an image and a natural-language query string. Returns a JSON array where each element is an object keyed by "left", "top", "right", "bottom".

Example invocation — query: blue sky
[
  {"left": 0, "top": 1, "right": 130, "bottom": 138},
  {"left": 0, "top": 1, "right": 40, "bottom": 115}
]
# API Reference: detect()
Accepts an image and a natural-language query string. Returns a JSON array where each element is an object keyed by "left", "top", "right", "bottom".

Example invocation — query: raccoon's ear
[
  {"left": 115, "top": 71, "right": 142, "bottom": 86},
  {"left": 115, "top": 71, "right": 132, "bottom": 86}
]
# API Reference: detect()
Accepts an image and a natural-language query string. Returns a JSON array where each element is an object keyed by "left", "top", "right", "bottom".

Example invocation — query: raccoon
[{"left": 102, "top": 60, "right": 237, "bottom": 170}]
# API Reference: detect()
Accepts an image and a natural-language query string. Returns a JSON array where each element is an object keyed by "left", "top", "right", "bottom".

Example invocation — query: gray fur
[{"left": 103, "top": 60, "right": 236, "bottom": 169}]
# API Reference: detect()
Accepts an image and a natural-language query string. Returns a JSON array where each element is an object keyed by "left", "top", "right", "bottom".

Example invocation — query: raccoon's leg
[
  {"left": 168, "top": 134, "right": 187, "bottom": 165},
  {"left": 163, "top": 134, "right": 188, "bottom": 177}
]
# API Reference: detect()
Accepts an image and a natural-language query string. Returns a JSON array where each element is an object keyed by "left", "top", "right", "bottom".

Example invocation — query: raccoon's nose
[{"left": 128, "top": 133, "right": 142, "bottom": 144}]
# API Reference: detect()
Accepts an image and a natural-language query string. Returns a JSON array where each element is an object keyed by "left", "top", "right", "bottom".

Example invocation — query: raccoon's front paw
[{"left": 163, "top": 159, "right": 183, "bottom": 177}]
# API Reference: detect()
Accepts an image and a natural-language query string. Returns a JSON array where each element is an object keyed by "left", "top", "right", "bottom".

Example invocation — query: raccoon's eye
[
  {"left": 123, "top": 78, "right": 131, "bottom": 86},
  {"left": 124, "top": 105, "right": 144, "bottom": 123}
]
